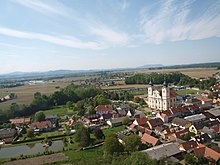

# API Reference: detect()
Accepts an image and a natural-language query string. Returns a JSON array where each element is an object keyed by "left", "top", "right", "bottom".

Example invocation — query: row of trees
[
  {"left": 0, "top": 84, "right": 103, "bottom": 124},
  {"left": 125, "top": 72, "right": 216, "bottom": 90}
]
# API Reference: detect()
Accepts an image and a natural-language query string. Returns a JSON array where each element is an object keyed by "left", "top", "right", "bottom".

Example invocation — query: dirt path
[{"left": 3, "top": 153, "right": 68, "bottom": 165}]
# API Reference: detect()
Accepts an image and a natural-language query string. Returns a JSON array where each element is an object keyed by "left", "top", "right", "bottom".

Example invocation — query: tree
[
  {"left": 124, "top": 134, "right": 142, "bottom": 153},
  {"left": 66, "top": 101, "right": 73, "bottom": 109},
  {"left": 124, "top": 152, "right": 157, "bottom": 165},
  {"left": 26, "top": 129, "right": 34, "bottom": 138},
  {"left": 64, "top": 124, "right": 70, "bottom": 135},
  {"left": 75, "top": 124, "right": 91, "bottom": 147},
  {"left": 34, "top": 111, "right": 45, "bottom": 122},
  {"left": 122, "top": 117, "right": 131, "bottom": 125},
  {"left": 88, "top": 105, "right": 96, "bottom": 115},
  {"left": 184, "top": 153, "right": 197, "bottom": 165},
  {"left": 93, "top": 127, "right": 105, "bottom": 139},
  {"left": 104, "top": 134, "right": 124, "bottom": 155}
]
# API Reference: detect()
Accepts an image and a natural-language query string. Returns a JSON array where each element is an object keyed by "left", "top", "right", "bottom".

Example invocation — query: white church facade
[{"left": 147, "top": 81, "right": 177, "bottom": 110}]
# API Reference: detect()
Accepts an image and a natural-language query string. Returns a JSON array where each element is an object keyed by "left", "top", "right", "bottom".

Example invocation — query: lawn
[
  {"left": 65, "top": 147, "right": 105, "bottom": 165},
  {"left": 43, "top": 106, "right": 73, "bottom": 116},
  {"left": 176, "top": 89, "right": 200, "bottom": 95},
  {"left": 103, "top": 125, "right": 125, "bottom": 136}
]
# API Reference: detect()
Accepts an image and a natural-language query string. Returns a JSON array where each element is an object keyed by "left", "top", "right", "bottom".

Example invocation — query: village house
[
  {"left": 107, "top": 117, "right": 126, "bottom": 127},
  {"left": 142, "top": 143, "right": 182, "bottom": 161},
  {"left": 179, "top": 141, "right": 198, "bottom": 153},
  {"left": 171, "top": 117, "right": 191, "bottom": 129},
  {"left": 147, "top": 81, "right": 178, "bottom": 110},
  {"left": 184, "top": 114, "right": 206, "bottom": 125},
  {"left": 207, "top": 108, "right": 220, "bottom": 119},
  {"left": 10, "top": 117, "right": 31, "bottom": 125},
  {"left": 147, "top": 118, "right": 164, "bottom": 130},
  {"left": 194, "top": 144, "right": 220, "bottom": 161},
  {"left": 0, "top": 129, "right": 16, "bottom": 144},
  {"left": 30, "top": 121, "right": 53, "bottom": 132},
  {"left": 95, "top": 105, "right": 113, "bottom": 115},
  {"left": 191, "top": 133, "right": 212, "bottom": 144},
  {"left": 141, "top": 133, "right": 160, "bottom": 146}
]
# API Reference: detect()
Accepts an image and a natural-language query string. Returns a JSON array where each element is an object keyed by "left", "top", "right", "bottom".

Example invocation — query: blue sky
[{"left": 0, "top": 0, "right": 220, "bottom": 74}]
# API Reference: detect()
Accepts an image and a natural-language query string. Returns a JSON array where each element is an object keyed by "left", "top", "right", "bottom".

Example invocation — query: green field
[
  {"left": 43, "top": 106, "right": 73, "bottom": 116},
  {"left": 176, "top": 89, "right": 200, "bottom": 95}
]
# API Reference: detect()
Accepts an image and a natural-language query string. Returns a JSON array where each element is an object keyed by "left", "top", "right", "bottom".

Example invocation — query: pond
[{"left": 0, "top": 140, "right": 64, "bottom": 159}]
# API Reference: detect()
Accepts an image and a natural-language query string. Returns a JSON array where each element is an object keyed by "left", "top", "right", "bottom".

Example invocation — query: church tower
[{"left": 162, "top": 80, "right": 170, "bottom": 110}]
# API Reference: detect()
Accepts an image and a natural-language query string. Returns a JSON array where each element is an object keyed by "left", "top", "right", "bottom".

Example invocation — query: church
[{"left": 147, "top": 81, "right": 177, "bottom": 110}]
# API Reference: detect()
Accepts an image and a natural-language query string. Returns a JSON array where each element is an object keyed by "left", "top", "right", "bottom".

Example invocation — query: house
[
  {"left": 211, "top": 125, "right": 220, "bottom": 134},
  {"left": 142, "top": 143, "right": 182, "bottom": 160},
  {"left": 147, "top": 118, "right": 163, "bottom": 130},
  {"left": 107, "top": 117, "right": 126, "bottom": 127},
  {"left": 68, "top": 118, "right": 75, "bottom": 126},
  {"left": 141, "top": 133, "right": 160, "bottom": 146},
  {"left": 30, "top": 121, "right": 53, "bottom": 132},
  {"left": 133, "top": 117, "right": 148, "bottom": 127},
  {"left": 156, "top": 110, "right": 172, "bottom": 123},
  {"left": 184, "top": 114, "right": 206, "bottom": 125},
  {"left": 172, "top": 117, "right": 191, "bottom": 129},
  {"left": 192, "top": 133, "right": 212, "bottom": 144},
  {"left": 116, "top": 104, "right": 131, "bottom": 117},
  {"left": 194, "top": 144, "right": 220, "bottom": 161},
  {"left": 207, "top": 108, "right": 220, "bottom": 119},
  {"left": 95, "top": 105, "right": 113, "bottom": 115},
  {"left": 0, "top": 129, "right": 16, "bottom": 141},
  {"left": 179, "top": 141, "right": 198, "bottom": 153},
  {"left": 45, "top": 115, "right": 59, "bottom": 124},
  {"left": 10, "top": 117, "right": 31, "bottom": 125},
  {"left": 100, "top": 114, "right": 112, "bottom": 121}
]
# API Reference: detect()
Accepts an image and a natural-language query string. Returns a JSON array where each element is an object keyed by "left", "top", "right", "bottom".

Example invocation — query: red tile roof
[
  {"left": 179, "top": 141, "right": 198, "bottom": 151},
  {"left": 30, "top": 121, "right": 52, "bottom": 130},
  {"left": 10, "top": 118, "right": 31, "bottom": 124},
  {"left": 194, "top": 144, "right": 220, "bottom": 161},
  {"left": 211, "top": 125, "right": 220, "bottom": 133},
  {"left": 147, "top": 118, "right": 164, "bottom": 128},
  {"left": 141, "top": 133, "right": 159, "bottom": 146},
  {"left": 95, "top": 105, "right": 113, "bottom": 112},
  {"left": 135, "top": 117, "right": 148, "bottom": 126},
  {"left": 170, "top": 91, "right": 178, "bottom": 98}
]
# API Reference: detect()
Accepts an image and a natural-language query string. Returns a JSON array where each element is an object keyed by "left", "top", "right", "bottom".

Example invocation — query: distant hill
[
  {"left": 0, "top": 62, "right": 219, "bottom": 81},
  {"left": 137, "top": 64, "right": 164, "bottom": 69}
]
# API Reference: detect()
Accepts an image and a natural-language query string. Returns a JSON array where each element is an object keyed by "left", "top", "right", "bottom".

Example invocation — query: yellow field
[
  {"left": 0, "top": 82, "right": 70, "bottom": 110},
  {"left": 101, "top": 84, "right": 148, "bottom": 90},
  {"left": 132, "top": 68, "right": 217, "bottom": 79}
]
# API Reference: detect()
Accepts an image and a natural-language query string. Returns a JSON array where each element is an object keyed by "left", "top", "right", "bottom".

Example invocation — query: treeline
[
  {"left": 125, "top": 72, "right": 188, "bottom": 85},
  {"left": 0, "top": 83, "right": 134, "bottom": 124},
  {"left": 125, "top": 72, "right": 216, "bottom": 90},
  {"left": 0, "top": 84, "right": 102, "bottom": 123}
]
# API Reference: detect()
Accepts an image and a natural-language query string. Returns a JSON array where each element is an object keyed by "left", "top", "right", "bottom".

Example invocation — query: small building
[
  {"left": 184, "top": 114, "right": 206, "bottom": 125},
  {"left": 194, "top": 144, "right": 220, "bottom": 161},
  {"left": 147, "top": 118, "right": 164, "bottom": 130},
  {"left": 179, "top": 141, "right": 198, "bottom": 153},
  {"left": 141, "top": 133, "right": 160, "bottom": 146},
  {"left": 172, "top": 117, "right": 191, "bottom": 129},
  {"left": 142, "top": 143, "right": 182, "bottom": 160},
  {"left": 95, "top": 105, "right": 113, "bottom": 115},
  {"left": 0, "top": 129, "right": 16, "bottom": 141},
  {"left": 107, "top": 117, "right": 126, "bottom": 127},
  {"left": 192, "top": 133, "right": 212, "bottom": 144},
  {"left": 10, "top": 118, "right": 31, "bottom": 125},
  {"left": 30, "top": 121, "right": 53, "bottom": 132}
]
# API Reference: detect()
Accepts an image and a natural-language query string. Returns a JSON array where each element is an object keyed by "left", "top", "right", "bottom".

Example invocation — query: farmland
[{"left": 0, "top": 67, "right": 217, "bottom": 110}]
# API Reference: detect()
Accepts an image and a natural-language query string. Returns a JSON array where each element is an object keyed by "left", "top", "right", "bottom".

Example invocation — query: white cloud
[
  {"left": 139, "top": 0, "right": 220, "bottom": 44},
  {"left": 0, "top": 27, "right": 105, "bottom": 50},
  {"left": 90, "top": 25, "right": 129, "bottom": 45},
  {"left": 12, "top": 0, "right": 69, "bottom": 16}
]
